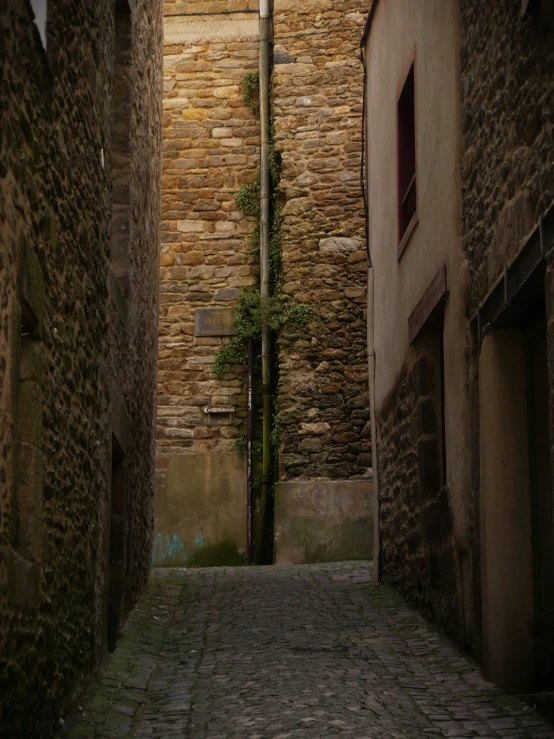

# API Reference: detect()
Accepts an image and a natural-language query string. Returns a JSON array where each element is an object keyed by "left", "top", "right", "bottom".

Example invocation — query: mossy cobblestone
[{"left": 67, "top": 563, "right": 554, "bottom": 738}]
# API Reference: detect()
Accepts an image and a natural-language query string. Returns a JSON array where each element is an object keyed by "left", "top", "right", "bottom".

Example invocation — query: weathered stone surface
[
  {"left": 153, "top": 453, "right": 246, "bottom": 567},
  {"left": 274, "top": 0, "right": 369, "bottom": 482},
  {"left": 274, "top": 481, "right": 373, "bottom": 564},
  {"left": 0, "top": 1, "right": 163, "bottom": 735},
  {"left": 461, "top": 1, "right": 554, "bottom": 315},
  {"left": 319, "top": 236, "right": 362, "bottom": 253},
  {"left": 157, "top": 6, "right": 259, "bottom": 457},
  {"left": 68, "top": 563, "right": 554, "bottom": 738},
  {"left": 459, "top": 0, "right": 554, "bottom": 676},
  {"left": 377, "top": 358, "right": 457, "bottom": 640}
]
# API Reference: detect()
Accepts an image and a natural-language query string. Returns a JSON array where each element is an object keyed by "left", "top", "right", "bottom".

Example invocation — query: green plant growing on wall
[
  {"left": 235, "top": 434, "right": 248, "bottom": 457},
  {"left": 270, "top": 412, "right": 284, "bottom": 454},
  {"left": 242, "top": 70, "right": 260, "bottom": 115},
  {"left": 215, "top": 67, "right": 314, "bottom": 563},
  {"left": 215, "top": 290, "right": 311, "bottom": 378},
  {"left": 236, "top": 180, "right": 260, "bottom": 219}
]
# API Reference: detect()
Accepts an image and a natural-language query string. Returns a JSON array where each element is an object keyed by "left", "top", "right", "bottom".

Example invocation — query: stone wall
[
  {"left": 377, "top": 356, "right": 458, "bottom": 638},
  {"left": 0, "top": 1, "right": 162, "bottom": 734},
  {"left": 273, "top": 0, "right": 370, "bottom": 482},
  {"left": 460, "top": 0, "right": 554, "bottom": 669},
  {"left": 461, "top": 0, "right": 554, "bottom": 314},
  {"left": 157, "top": 4, "right": 259, "bottom": 456},
  {"left": 155, "top": 2, "right": 259, "bottom": 565}
]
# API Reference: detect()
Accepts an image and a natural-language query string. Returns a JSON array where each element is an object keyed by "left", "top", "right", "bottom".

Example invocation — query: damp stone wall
[
  {"left": 273, "top": 0, "right": 371, "bottom": 483},
  {"left": 0, "top": 1, "right": 162, "bottom": 734}
]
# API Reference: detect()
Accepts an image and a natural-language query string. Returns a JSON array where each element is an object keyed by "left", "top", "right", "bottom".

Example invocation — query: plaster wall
[
  {"left": 274, "top": 481, "right": 373, "bottom": 565},
  {"left": 364, "top": 0, "right": 471, "bottom": 638},
  {"left": 154, "top": 453, "right": 247, "bottom": 566},
  {"left": 479, "top": 331, "right": 534, "bottom": 693},
  {"left": 365, "top": 0, "right": 465, "bottom": 416}
]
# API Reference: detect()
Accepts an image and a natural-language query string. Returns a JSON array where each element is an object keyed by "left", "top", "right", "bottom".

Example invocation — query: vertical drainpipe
[
  {"left": 256, "top": 0, "right": 271, "bottom": 564},
  {"left": 247, "top": 337, "right": 254, "bottom": 565},
  {"left": 361, "top": 11, "right": 381, "bottom": 581},
  {"left": 367, "top": 269, "right": 380, "bottom": 580}
]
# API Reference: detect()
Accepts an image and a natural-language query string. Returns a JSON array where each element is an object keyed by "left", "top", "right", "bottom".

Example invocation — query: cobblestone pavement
[{"left": 67, "top": 563, "right": 554, "bottom": 739}]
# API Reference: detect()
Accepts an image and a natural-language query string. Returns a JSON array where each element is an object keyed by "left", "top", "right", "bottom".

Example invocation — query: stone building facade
[
  {"left": 155, "top": 0, "right": 260, "bottom": 566},
  {"left": 155, "top": 0, "right": 372, "bottom": 566},
  {"left": 460, "top": 0, "right": 554, "bottom": 693},
  {"left": 364, "top": 0, "right": 554, "bottom": 695},
  {"left": 363, "top": 0, "right": 467, "bottom": 642},
  {"left": 272, "top": 0, "right": 372, "bottom": 563},
  {"left": 0, "top": 1, "right": 162, "bottom": 734}
]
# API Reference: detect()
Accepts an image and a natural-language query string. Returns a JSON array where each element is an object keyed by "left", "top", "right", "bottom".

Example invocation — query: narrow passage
[{"left": 69, "top": 563, "right": 554, "bottom": 738}]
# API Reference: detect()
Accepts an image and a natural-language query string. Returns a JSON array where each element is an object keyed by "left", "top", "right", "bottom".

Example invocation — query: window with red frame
[{"left": 397, "top": 61, "right": 416, "bottom": 246}]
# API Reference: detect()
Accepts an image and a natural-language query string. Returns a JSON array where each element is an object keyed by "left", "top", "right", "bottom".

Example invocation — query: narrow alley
[
  {"left": 68, "top": 563, "right": 554, "bottom": 739},
  {"left": 3, "top": 1, "right": 554, "bottom": 736}
]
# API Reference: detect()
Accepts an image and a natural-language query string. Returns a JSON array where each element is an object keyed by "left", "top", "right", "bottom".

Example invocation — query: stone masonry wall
[
  {"left": 377, "top": 356, "right": 459, "bottom": 639},
  {"left": 0, "top": 1, "right": 162, "bottom": 734},
  {"left": 461, "top": 0, "right": 554, "bottom": 654},
  {"left": 273, "top": 0, "right": 370, "bottom": 482},
  {"left": 113, "top": 0, "right": 163, "bottom": 617},
  {"left": 461, "top": 0, "right": 554, "bottom": 315},
  {"left": 157, "top": 1, "right": 260, "bottom": 456}
]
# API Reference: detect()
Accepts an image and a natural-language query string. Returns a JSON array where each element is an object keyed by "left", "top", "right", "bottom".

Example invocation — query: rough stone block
[
  {"left": 19, "top": 337, "right": 43, "bottom": 384},
  {"left": 214, "top": 287, "right": 240, "bottom": 301},
  {"left": 319, "top": 237, "right": 361, "bottom": 253},
  {"left": 18, "top": 238, "right": 44, "bottom": 336},
  {"left": 15, "top": 441, "right": 44, "bottom": 563},
  {"left": 6, "top": 547, "right": 41, "bottom": 610}
]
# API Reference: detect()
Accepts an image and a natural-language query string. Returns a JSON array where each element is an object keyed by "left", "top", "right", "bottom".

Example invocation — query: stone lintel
[
  {"left": 408, "top": 263, "right": 448, "bottom": 344},
  {"left": 164, "top": 14, "right": 259, "bottom": 44}
]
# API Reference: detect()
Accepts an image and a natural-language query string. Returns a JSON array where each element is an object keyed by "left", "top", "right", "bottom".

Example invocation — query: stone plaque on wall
[{"left": 194, "top": 308, "right": 237, "bottom": 337}]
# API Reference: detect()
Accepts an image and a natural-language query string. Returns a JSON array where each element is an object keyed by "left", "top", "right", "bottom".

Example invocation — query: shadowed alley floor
[{"left": 67, "top": 563, "right": 554, "bottom": 738}]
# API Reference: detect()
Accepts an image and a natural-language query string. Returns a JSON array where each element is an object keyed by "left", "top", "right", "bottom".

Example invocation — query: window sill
[{"left": 398, "top": 212, "right": 419, "bottom": 260}]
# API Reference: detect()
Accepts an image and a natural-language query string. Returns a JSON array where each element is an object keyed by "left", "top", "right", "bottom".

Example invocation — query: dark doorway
[
  {"left": 107, "top": 437, "right": 128, "bottom": 652},
  {"left": 525, "top": 303, "right": 554, "bottom": 688}
]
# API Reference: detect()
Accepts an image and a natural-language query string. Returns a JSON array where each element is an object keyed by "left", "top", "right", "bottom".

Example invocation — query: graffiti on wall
[{"left": 152, "top": 533, "right": 206, "bottom": 565}]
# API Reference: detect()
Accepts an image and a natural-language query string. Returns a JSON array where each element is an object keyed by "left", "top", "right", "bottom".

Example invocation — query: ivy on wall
[
  {"left": 215, "top": 71, "right": 313, "bottom": 544},
  {"left": 215, "top": 76, "right": 311, "bottom": 380}
]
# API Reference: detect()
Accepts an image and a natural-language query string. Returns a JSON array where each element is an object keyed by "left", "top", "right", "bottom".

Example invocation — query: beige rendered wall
[
  {"left": 479, "top": 331, "right": 534, "bottom": 693},
  {"left": 365, "top": 0, "right": 465, "bottom": 416},
  {"left": 274, "top": 481, "right": 373, "bottom": 565},
  {"left": 364, "top": 0, "right": 471, "bottom": 636},
  {"left": 155, "top": 2, "right": 259, "bottom": 565}
]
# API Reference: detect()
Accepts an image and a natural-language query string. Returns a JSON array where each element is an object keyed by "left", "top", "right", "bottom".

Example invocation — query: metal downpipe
[
  {"left": 255, "top": 0, "right": 271, "bottom": 563},
  {"left": 367, "top": 268, "right": 380, "bottom": 579}
]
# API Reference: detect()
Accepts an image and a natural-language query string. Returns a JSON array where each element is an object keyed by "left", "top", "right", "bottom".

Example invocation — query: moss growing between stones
[
  {"left": 236, "top": 179, "right": 260, "bottom": 219},
  {"left": 242, "top": 70, "right": 260, "bottom": 115}
]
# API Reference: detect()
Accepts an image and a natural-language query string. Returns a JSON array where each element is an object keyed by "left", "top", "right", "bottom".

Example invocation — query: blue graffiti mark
[
  {"left": 152, "top": 533, "right": 185, "bottom": 564},
  {"left": 151, "top": 533, "right": 206, "bottom": 564}
]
